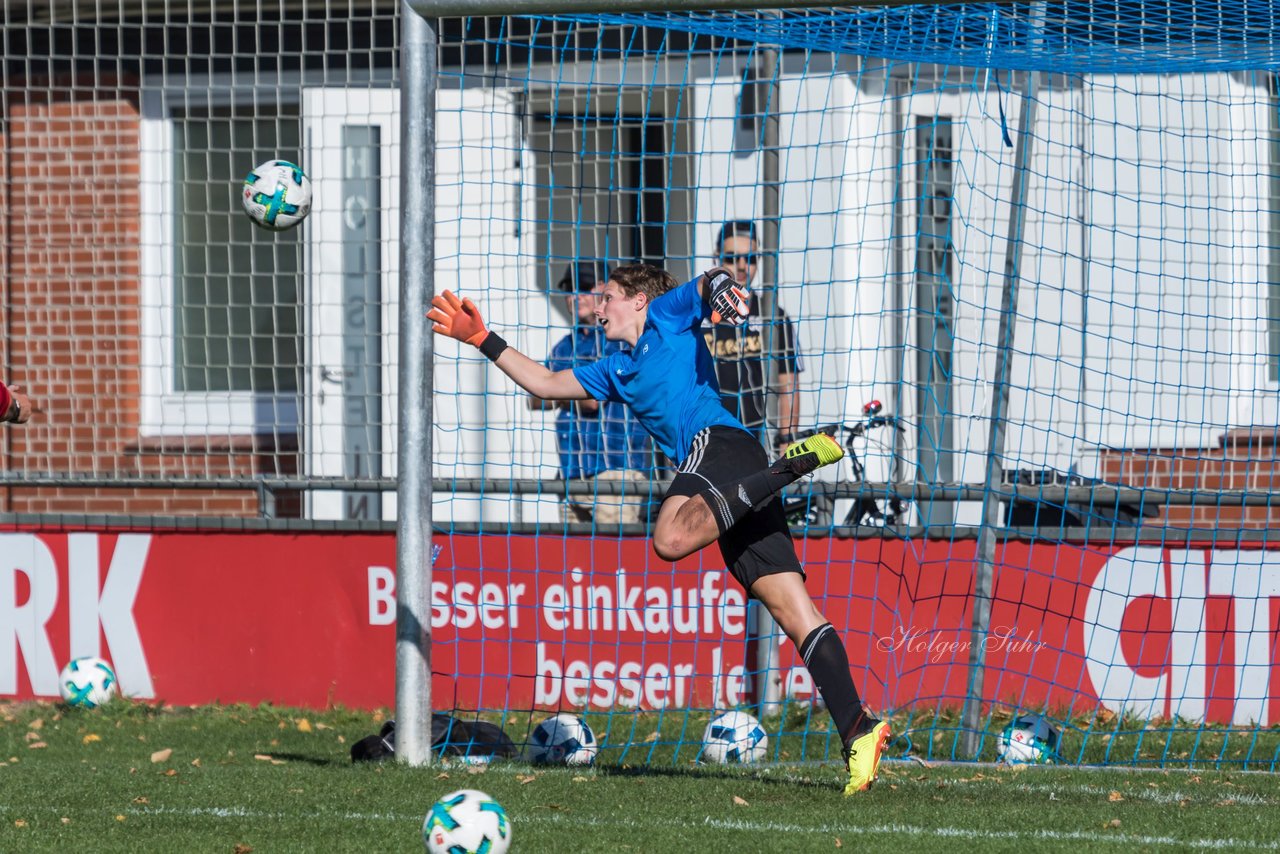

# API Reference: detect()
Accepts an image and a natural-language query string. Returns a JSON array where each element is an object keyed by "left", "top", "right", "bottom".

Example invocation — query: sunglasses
[{"left": 720, "top": 252, "right": 759, "bottom": 264}]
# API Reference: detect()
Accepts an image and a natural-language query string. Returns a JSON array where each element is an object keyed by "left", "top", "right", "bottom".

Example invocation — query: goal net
[{"left": 423, "top": 3, "right": 1280, "bottom": 768}]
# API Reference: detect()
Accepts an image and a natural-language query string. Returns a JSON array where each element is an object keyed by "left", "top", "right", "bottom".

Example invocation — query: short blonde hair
[{"left": 609, "top": 263, "right": 677, "bottom": 302}]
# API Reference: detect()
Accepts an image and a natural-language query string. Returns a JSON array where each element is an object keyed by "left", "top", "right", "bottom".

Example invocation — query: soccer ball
[
  {"left": 242, "top": 159, "right": 312, "bottom": 231},
  {"left": 422, "top": 789, "right": 510, "bottom": 854},
  {"left": 998, "top": 714, "right": 1060, "bottom": 764},
  {"left": 58, "top": 656, "right": 117, "bottom": 708},
  {"left": 525, "top": 713, "right": 598, "bottom": 766},
  {"left": 700, "top": 710, "right": 768, "bottom": 764}
]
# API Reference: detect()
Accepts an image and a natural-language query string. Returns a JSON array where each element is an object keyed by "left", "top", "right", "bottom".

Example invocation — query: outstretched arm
[{"left": 429, "top": 290, "right": 591, "bottom": 401}]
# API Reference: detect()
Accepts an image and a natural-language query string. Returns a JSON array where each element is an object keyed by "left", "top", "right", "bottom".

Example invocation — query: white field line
[{"left": 2, "top": 802, "right": 1272, "bottom": 851}]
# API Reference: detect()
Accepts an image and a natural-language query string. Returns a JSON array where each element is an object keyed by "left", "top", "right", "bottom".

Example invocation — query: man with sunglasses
[{"left": 704, "top": 221, "right": 803, "bottom": 453}]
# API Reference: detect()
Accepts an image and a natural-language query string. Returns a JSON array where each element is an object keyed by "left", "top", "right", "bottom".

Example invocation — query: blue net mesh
[{"left": 568, "top": 2, "right": 1280, "bottom": 74}]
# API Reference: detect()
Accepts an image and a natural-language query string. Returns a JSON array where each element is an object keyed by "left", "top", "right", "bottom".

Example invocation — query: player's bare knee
[{"left": 652, "top": 528, "right": 691, "bottom": 561}]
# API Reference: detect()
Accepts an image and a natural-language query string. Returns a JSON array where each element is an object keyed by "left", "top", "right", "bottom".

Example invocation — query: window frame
[{"left": 138, "top": 84, "right": 302, "bottom": 438}]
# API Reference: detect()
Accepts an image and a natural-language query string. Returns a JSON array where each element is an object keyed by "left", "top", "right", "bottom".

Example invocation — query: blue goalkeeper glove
[{"left": 704, "top": 267, "right": 750, "bottom": 326}]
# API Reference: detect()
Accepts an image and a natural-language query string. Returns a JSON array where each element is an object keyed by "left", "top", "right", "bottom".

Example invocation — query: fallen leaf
[
  {"left": 164, "top": 769, "right": 178, "bottom": 777},
  {"left": 60, "top": 817, "right": 70, "bottom": 825},
  {"left": 253, "top": 754, "right": 274, "bottom": 762},
  {"left": 115, "top": 815, "right": 126, "bottom": 822},
  {"left": 82, "top": 734, "right": 101, "bottom": 745},
  {"left": 23, "top": 732, "right": 39, "bottom": 742},
  {"left": 13, "top": 820, "right": 26, "bottom": 828},
  {"left": 150, "top": 749, "right": 172, "bottom": 763},
  {"left": 517, "top": 774, "right": 537, "bottom": 784},
  {"left": 132, "top": 797, "right": 149, "bottom": 805},
  {"left": 28, "top": 742, "right": 47, "bottom": 750},
  {"left": 643, "top": 731, "right": 659, "bottom": 743},
  {"left": 732, "top": 796, "right": 749, "bottom": 806},
  {"left": 29, "top": 719, "right": 43, "bottom": 730},
  {"left": 314, "top": 722, "right": 330, "bottom": 731},
  {"left": 191, "top": 758, "right": 201, "bottom": 767},
  {"left": 834, "top": 838, "right": 842, "bottom": 849},
  {"left": 296, "top": 719, "right": 312, "bottom": 733},
  {"left": 435, "top": 773, "right": 450, "bottom": 780},
  {"left": 1106, "top": 819, "right": 1121, "bottom": 829},
  {"left": 337, "top": 735, "right": 346, "bottom": 744},
  {"left": 572, "top": 776, "right": 588, "bottom": 783},
  {"left": 233, "top": 845, "right": 253, "bottom": 854},
  {"left": 1108, "top": 791, "right": 1125, "bottom": 802}
]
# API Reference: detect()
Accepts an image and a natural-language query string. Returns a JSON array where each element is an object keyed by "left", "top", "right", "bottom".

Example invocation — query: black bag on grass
[{"left": 350, "top": 714, "right": 517, "bottom": 763}]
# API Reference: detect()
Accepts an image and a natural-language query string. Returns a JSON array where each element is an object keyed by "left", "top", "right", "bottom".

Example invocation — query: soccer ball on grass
[
  {"left": 997, "top": 714, "right": 1060, "bottom": 764},
  {"left": 700, "top": 710, "right": 768, "bottom": 764},
  {"left": 525, "top": 713, "right": 598, "bottom": 766},
  {"left": 58, "top": 656, "right": 117, "bottom": 708},
  {"left": 242, "top": 159, "right": 312, "bottom": 231},
  {"left": 422, "top": 789, "right": 510, "bottom": 854}
]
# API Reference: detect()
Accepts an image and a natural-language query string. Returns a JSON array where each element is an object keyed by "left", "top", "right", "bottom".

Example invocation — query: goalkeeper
[{"left": 429, "top": 262, "right": 890, "bottom": 793}]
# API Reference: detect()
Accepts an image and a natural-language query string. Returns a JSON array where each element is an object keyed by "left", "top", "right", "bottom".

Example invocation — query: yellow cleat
[
  {"left": 843, "top": 720, "right": 891, "bottom": 795},
  {"left": 781, "top": 432, "right": 844, "bottom": 475}
]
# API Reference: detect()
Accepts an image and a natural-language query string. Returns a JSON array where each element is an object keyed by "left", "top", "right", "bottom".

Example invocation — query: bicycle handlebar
[{"left": 791, "top": 413, "right": 904, "bottom": 445}]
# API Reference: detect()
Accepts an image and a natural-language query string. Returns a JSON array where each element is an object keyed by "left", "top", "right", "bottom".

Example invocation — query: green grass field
[{"left": 1, "top": 701, "right": 1278, "bottom": 853}]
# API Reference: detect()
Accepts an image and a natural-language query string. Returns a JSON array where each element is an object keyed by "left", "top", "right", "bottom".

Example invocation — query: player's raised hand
[
  {"left": 428, "top": 290, "right": 489, "bottom": 346},
  {"left": 704, "top": 267, "right": 750, "bottom": 326}
]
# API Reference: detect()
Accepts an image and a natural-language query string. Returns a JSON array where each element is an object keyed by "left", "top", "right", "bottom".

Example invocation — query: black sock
[
  {"left": 698, "top": 460, "right": 802, "bottom": 534},
  {"left": 800, "top": 623, "right": 873, "bottom": 748}
]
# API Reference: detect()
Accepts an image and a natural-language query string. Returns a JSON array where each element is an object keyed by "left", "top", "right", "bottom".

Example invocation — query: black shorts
[{"left": 665, "top": 425, "right": 803, "bottom": 594}]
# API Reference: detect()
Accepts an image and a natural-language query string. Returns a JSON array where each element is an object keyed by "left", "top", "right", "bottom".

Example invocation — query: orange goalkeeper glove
[
  {"left": 704, "top": 267, "right": 750, "bottom": 326},
  {"left": 428, "top": 290, "right": 509, "bottom": 361},
  {"left": 428, "top": 290, "right": 489, "bottom": 346}
]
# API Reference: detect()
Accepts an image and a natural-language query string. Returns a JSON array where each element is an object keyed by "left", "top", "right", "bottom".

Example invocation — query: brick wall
[
  {"left": 1096, "top": 428, "right": 1280, "bottom": 529},
  {"left": 1, "top": 81, "right": 296, "bottom": 519}
]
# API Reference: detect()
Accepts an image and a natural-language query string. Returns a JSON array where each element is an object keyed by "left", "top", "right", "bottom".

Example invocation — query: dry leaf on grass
[
  {"left": 516, "top": 774, "right": 537, "bottom": 784},
  {"left": 1105, "top": 819, "right": 1121, "bottom": 829},
  {"left": 572, "top": 776, "right": 589, "bottom": 783},
  {"left": 82, "top": 734, "right": 101, "bottom": 745},
  {"left": 296, "top": 719, "right": 312, "bottom": 733},
  {"left": 1108, "top": 791, "right": 1124, "bottom": 802},
  {"left": 27, "top": 742, "right": 47, "bottom": 750},
  {"left": 732, "top": 796, "right": 749, "bottom": 806},
  {"left": 150, "top": 749, "right": 172, "bottom": 763}
]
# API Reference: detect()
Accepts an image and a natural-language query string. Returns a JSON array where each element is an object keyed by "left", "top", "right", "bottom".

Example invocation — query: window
[{"left": 141, "top": 99, "right": 303, "bottom": 436}]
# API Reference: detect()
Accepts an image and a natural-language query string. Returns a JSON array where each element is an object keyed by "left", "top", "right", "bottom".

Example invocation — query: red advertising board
[{"left": 1, "top": 531, "right": 1277, "bottom": 724}]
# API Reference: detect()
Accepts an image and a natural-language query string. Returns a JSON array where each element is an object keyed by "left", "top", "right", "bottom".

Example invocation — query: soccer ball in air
[
  {"left": 58, "top": 656, "right": 117, "bottom": 708},
  {"left": 700, "top": 710, "right": 768, "bottom": 764},
  {"left": 997, "top": 714, "right": 1060, "bottom": 764},
  {"left": 525, "top": 713, "right": 598, "bottom": 766},
  {"left": 242, "top": 159, "right": 312, "bottom": 231},
  {"left": 422, "top": 789, "right": 511, "bottom": 854}
]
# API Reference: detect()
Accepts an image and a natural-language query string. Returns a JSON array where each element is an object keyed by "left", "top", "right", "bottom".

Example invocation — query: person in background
[
  {"left": 703, "top": 220, "right": 803, "bottom": 454},
  {"left": 528, "top": 260, "right": 650, "bottom": 524},
  {"left": 0, "top": 382, "right": 32, "bottom": 424}
]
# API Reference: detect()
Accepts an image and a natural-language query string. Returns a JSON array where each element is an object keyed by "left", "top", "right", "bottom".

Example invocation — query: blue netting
[{"left": 567, "top": 1, "right": 1280, "bottom": 74}]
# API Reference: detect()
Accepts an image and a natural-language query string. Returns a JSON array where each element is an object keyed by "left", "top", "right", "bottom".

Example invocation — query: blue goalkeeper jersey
[{"left": 573, "top": 277, "right": 744, "bottom": 464}]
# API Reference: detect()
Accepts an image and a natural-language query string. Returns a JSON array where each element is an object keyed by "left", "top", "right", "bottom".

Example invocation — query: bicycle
[{"left": 781, "top": 400, "right": 909, "bottom": 530}]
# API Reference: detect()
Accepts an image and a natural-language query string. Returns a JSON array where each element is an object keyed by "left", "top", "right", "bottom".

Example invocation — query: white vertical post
[{"left": 395, "top": 0, "right": 437, "bottom": 766}]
